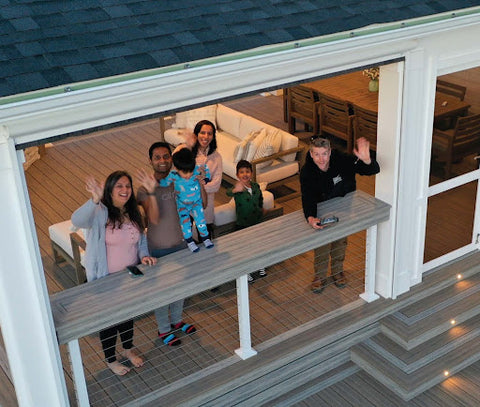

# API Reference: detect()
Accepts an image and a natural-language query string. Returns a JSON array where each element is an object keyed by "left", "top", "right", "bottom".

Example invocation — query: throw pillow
[
  {"left": 251, "top": 128, "right": 282, "bottom": 169},
  {"left": 244, "top": 128, "right": 267, "bottom": 162},
  {"left": 234, "top": 129, "right": 260, "bottom": 163}
]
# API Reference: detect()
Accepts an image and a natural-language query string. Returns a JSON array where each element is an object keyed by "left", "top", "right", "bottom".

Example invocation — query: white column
[
  {"left": 360, "top": 225, "right": 380, "bottom": 303},
  {"left": 0, "top": 127, "right": 68, "bottom": 406},
  {"left": 234, "top": 274, "right": 257, "bottom": 360},
  {"left": 68, "top": 340, "right": 90, "bottom": 407}
]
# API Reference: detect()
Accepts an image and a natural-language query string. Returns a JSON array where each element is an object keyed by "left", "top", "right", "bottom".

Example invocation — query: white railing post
[
  {"left": 360, "top": 225, "right": 380, "bottom": 302},
  {"left": 68, "top": 339, "right": 90, "bottom": 407},
  {"left": 234, "top": 274, "right": 257, "bottom": 360}
]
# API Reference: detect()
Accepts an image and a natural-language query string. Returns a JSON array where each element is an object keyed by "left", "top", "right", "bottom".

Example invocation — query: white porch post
[
  {"left": 360, "top": 225, "right": 380, "bottom": 303},
  {"left": 0, "top": 127, "right": 68, "bottom": 406},
  {"left": 234, "top": 274, "right": 257, "bottom": 360},
  {"left": 68, "top": 340, "right": 90, "bottom": 407}
]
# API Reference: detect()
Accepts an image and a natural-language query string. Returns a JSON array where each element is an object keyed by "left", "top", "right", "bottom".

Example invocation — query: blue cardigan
[{"left": 71, "top": 199, "right": 149, "bottom": 282}]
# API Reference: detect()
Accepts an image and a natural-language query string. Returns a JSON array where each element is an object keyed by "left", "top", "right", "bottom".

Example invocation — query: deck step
[
  {"left": 380, "top": 274, "right": 480, "bottom": 349},
  {"left": 259, "top": 362, "right": 360, "bottom": 407},
  {"left": 368, "top": 312, "right": 480, "bottom": 373},
  {"left": 351, "top": 330, "right": 480, "bottom": 400}
]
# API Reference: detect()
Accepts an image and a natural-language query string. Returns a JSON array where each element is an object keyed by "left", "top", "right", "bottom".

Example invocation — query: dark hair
[
  {"left": 192, "top": 120, "right": 217, "bottom": 156},
  {"left": 172, "top": 148, "right": 196, "bottom": 173},
  {"left": 236, "top": 159, "right": 252, "bottom": 173},
  {"left": 101, "top": 171, "right": 144, "bottom": 231},
  {"left": 149, "top": 142, "right": 172, "bottom": 160}
]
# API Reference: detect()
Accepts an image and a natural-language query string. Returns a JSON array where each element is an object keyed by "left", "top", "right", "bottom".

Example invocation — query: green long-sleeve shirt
[{"left": 226, "top": 182, "right": 263, "bottom": 228}]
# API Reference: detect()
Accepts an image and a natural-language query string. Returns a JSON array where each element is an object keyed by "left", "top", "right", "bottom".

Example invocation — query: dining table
[{"left": 287, "top": 71, "right": 471, "bottom": 123}]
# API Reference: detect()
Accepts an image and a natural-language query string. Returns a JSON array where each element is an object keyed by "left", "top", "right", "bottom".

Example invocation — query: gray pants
[
  {"left": 154, "top": 300, "right": 185, "bottom": 334},
  {"left": 151, "top": 244, "right": 187, "bottom": 333},
  {"left": 313, "top": 237, "right": 347, "bottom": 280}
]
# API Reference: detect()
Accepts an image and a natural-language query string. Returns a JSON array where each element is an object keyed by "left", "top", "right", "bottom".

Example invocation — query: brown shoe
[
  {"left": 311, "top": 278, "right": 327, "bottom": 293},
  {"left": 332, "top": 272, "right": 347, "bottom": 288}
]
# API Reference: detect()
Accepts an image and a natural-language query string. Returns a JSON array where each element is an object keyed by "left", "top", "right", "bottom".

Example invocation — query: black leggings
[{"left": 99, "top": 320, "right": 134, "bottom": 363}]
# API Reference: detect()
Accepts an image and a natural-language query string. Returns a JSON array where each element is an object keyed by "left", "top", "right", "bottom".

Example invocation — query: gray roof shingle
[{"left": 1, "top": 0, "right": 479, "bottom": 98}]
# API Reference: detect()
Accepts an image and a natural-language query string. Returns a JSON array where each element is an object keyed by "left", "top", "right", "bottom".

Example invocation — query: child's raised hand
[
  {"left": 85, "top": 176, "right": 103, "bottom": 204},
  {"left": 232, "top": 181, "right": 244, "bottom": 193}
]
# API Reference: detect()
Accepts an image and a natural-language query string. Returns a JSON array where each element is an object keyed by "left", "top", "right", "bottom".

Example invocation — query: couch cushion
[
  {"left": 217, "top": 105, "right": 241, "bottom": 137},
  {"left": 238, "top": 115, "right": 267, "bottom": 141},
  {"left": 279, "top": 131, "right": 299, "bottom": 162},
  {"left": 256, "top": 160, "right": 299, "bottom": 184},
  {"left": 216, "top": 131, "right": 242, "bottom": 179},
  {"left": 164, "top": 128, "right": 189, "bottom": 147},
  {"left": 175, "top": 105, "right": 217, "bottom": 130}
]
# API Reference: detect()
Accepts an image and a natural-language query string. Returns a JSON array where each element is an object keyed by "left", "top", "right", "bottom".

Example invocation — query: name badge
[{"left": 333, "top": 175, "right": 342, "bottom": 185}]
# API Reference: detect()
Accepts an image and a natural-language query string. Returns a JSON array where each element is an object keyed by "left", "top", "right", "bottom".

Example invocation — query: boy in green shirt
[{"left": 227, "top": 160, "right": 266, "bottom": 283}]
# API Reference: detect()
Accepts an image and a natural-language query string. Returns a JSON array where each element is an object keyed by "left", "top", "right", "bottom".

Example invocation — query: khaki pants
[{"left": 313, "top": 237, "right": 347, "bottom": 281}]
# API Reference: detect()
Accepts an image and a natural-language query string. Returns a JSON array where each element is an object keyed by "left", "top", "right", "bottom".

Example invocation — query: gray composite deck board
[
  {"left": 368, "top": 312, "right": 480, "bottom": 372},
  {"left": 397, "top": 271, "right": 480, "bottom": 321},
  {"left": 351, "top": 334, "right": 480, "bottom": 400},
  {"left": 381, "top": 287, "right": 480, "bottom": 349},
  {"left": 50, "top": 190, "right": 390, "bottom": 344},
  {"left": 261, "top": 362, "right": 360, "bottom": 407}
]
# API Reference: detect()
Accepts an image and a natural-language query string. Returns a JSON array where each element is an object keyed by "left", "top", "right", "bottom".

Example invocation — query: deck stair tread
[
  {"left": 210, "top": 353, "right": 355, "bottom": 407},
  {"left": 396, "top": 272, "right": 480, "bottom": 321},
  {"left": 351, "top": 335, "right": 480, "bottom": 400},
  {"left": 367, "top": 312, "right": 480, "bottom": 372},
  {"left": 380, "top": 274, "right": 480, "bottom": 349},
  {"left": 259, "top": 362, "right": 360, "bottom": 407}
]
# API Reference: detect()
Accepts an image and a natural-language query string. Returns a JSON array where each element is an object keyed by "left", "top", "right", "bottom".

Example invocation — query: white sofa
[{"left": 163, "top": 104, "right": 304, "bottom": 199}]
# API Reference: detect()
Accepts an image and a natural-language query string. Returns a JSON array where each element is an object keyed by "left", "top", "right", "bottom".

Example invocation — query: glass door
[{"left": 424, "top": 69, "right": 480, "bottom": 269}]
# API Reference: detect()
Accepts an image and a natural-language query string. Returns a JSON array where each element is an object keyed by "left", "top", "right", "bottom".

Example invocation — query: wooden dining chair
[
  {"left": 317, "top": 93, "right": 354, "bottom": 153},
  {"left": 353, "top": 105, "right": 378, "bottom": 151},
  {"left": 436, "top": 79, "right": 467, "bottom": 101},
  {"left": 287, "top": 85, "right": 319, "bottom": 136},
  {"left": 432, "top": 113, "right": 480, "bottom": 178}
]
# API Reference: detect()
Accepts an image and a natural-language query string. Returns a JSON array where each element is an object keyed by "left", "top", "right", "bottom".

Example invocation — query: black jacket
[{"left": 300, "top": 149, "right": 380, "bottom": 219}]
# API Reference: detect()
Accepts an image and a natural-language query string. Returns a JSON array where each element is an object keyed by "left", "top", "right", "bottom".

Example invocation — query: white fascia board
[{"left": 2, "top": 13, "right": 479, "bottom": 146}]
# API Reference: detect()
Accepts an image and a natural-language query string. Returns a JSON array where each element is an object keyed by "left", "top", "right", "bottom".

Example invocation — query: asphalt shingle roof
[{"left": 1, "top": 0, "right": 479, "bottom": 98}]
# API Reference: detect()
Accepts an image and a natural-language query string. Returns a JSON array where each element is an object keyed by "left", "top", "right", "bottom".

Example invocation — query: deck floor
[{"left": 2, "top": 90, "right": 480, "bottom": 406}]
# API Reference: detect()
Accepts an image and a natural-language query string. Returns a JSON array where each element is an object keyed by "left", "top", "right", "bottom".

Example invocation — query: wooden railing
[{"left": 50, "top": 190, "right": 390, "bottom": 406}]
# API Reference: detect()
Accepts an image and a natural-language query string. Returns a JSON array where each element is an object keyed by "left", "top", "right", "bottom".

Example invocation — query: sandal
[
  {"left": 158, "top": 331, "right": 181, "bottom": 346},
  {"left": 172, "top": 321, "right": 197, "bottom": 334}
]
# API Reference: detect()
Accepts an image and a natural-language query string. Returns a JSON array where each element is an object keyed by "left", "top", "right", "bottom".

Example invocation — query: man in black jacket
[{"left": 300, "top": 136, "right": 380, "bottom": 293}]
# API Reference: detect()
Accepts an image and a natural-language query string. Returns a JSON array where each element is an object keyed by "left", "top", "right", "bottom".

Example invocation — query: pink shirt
[{"left": 105, "top": 222, "right": 140, "bottom": 274}]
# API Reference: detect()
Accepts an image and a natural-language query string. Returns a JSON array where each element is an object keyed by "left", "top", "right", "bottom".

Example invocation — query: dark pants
[{"left": 99, "top": 320, "right": 134, "bottom": 363}]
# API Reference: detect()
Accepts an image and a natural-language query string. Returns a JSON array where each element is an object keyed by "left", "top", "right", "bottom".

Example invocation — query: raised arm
[{"left": 137, "top": 169, "right": 160, "bottom": 225}]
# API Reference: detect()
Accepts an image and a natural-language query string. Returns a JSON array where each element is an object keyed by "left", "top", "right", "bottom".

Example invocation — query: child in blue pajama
[{"left": 159, "top": 148, "right": 214, "bottom": 252}]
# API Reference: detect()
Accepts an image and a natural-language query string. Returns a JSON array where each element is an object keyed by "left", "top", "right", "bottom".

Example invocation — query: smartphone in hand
[{"left": 127, "top": 265, "right": 144, "bottom": 278}]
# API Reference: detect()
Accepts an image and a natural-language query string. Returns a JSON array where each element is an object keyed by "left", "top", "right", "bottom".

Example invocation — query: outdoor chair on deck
[
  {"left": 353, "top": 105, "right": 378, "bottom": 151},
  {"left": 317, "top": 93, "right": 354, "bottom": 153},
  {"left": 432, "top": 113, "right": 480, "bottom": 179},
  {"left": 287, "top": 85, "right": 319, "bottom": 138},
  {"left": 436, "top": 79, "right": 467, "bottom": 101},
  {"left": 49, "top": 221, "right": 86, "bottom": 285}
]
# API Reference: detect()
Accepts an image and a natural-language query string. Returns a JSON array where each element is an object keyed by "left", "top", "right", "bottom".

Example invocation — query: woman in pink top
[{"left": 72, "top": 171, "right": 157, "bottom": 376}]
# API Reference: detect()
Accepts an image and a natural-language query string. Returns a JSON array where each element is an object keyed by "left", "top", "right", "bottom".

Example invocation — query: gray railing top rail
[{"left": 50, "top": 190, "right": 390, "bottom": 344}]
